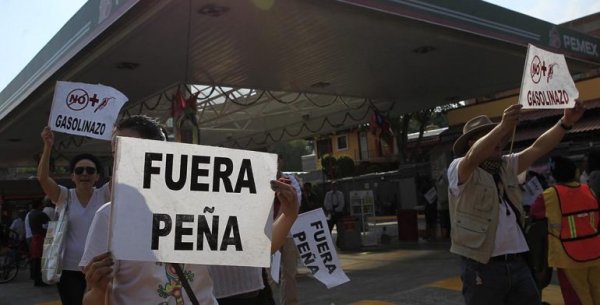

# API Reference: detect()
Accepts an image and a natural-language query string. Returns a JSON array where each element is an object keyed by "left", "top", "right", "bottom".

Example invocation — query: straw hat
[{"left": 453, "top": 115, "right": 496, "bottom": 156}]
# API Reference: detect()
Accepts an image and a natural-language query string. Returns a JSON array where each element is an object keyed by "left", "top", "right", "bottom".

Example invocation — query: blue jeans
[{"left": 460, "top": 255, "right": 540, "bottom": 305}]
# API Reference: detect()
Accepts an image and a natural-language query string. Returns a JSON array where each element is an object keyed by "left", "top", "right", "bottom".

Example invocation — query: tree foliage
[
  {"left": 336, "top": 156, "right": 355, "bottom": 178},
  {"left": 390, "top": 102, "right": 462, "bottom": 164},
  {"left": 321, "top": 154, "right": 337, "bottom": 179},
  {"left": 272, "top": 139, "right": 312, "bottom": 171}
]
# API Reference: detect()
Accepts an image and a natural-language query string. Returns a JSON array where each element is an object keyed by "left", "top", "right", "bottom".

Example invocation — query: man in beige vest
[{"left": 448, "top": 102, "right": 584, "bottom": 305}]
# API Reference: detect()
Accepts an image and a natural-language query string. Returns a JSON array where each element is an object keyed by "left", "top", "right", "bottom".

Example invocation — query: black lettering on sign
[
  {"left": 293, "top": 231, "right": 306, "bottom": 242},
  {"left": 311, "top": 221, "right": 324, "bottom": 230},
  {"left": 307, "top": 265, "right": 319, "bottom": 274},
  {"left": 191, "top": 155, "right": 210, "bottom": 191},
  {"left": 326, "top": 264, "right": 336, "bottom": 274},
  {"left": 310, "top": 219, "right": 336, "bottom": 273},
  {"left": 143, "top": 153, "right": 162, "bottom": 189},
  {"left": 220, "top": 216, "right": 243, "bottom": 251},
  {"left": 213, "top": 157, "right": 234, "bottom": 192},
  {"left": 197, "top": 215, "right": 219, "bottom": 250},
  {"left": 141, "top": 153, "right": 257, "bottom": 193},
  {"left": 300, "top": 250, "right": 316, "bottom": 265},
  {"left": 166, "top": 154, "right": 187, "bottom": 190},
  {"left": 174, "top": 214, "right": 194, "bottom": 250},
  {"left": 151, "top": 213, "right": 245, "bottom": 252},
  {"left": 314, "top": 228, "right": 326, "bottom": 243},
  {"left": 235, "top": 159, "right": 256, "bottom": 193},
  {"left": 151, "top": 214, "right": 172, "bottom": 250}
]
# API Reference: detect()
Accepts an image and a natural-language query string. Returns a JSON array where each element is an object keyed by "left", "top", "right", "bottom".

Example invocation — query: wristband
[{"left": 559, "top": 119, "right": 573, "bottom": 131}]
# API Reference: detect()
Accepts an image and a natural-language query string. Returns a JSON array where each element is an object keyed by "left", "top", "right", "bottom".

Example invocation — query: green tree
[
  {"left": 390, "top": 102, "right": 462, "bottom": 164},
  {"left": 321, "top": 154, "right": 337, "bottom": 179},
  {"left": 336, "top": 156, "right": 355, "bottom": 178},
  {"left": 272, "top": 140, "right": 312, "bottom": 171}
]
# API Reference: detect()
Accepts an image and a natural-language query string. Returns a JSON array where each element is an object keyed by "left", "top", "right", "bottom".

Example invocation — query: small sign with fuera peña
[{"left": 290, "top": 209, "right": 350, "bottom": 288}]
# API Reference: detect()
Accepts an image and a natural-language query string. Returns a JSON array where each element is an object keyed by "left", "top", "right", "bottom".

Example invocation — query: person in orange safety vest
[{"left": 531, "top": 156, "right": 600, "bottom": 305}]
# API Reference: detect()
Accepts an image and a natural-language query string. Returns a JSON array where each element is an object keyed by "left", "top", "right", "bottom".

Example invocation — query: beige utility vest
[{"left": 449, "top": 161, "right": 524, "bottom": 263}]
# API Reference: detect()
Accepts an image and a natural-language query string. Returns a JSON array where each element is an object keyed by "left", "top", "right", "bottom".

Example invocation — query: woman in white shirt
[
  {"left": 81, "top": 115, "right": 299, "bottom": 305},
  {"left": 37, "top": 126, "right": 109, "bottom": 305}
]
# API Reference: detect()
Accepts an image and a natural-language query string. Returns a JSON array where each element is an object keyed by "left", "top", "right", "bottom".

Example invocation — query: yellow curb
[
  {"left": 542, "top": 284, "right": 565, "bottom": 305},
  {"left": 429, "top": 276, "right": 462, "bottom": 291}
]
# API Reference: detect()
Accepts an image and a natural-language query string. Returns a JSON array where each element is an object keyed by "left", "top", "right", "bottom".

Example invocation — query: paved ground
[{"left": 0, "top": 240, "right": 565, "bottom": 305}]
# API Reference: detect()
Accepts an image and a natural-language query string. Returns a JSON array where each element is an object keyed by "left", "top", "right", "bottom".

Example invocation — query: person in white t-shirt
[
  {"left": 38, "top": 127, "right": 109, "bottom": 305},
  {"left": 448, "top": 102, "right": 585, "bottom": 305},
  {"left": 80, "top": 115, "right": 299, "bottom": 305},
  {"left": 9, "top": 210, "right": 26, "bottom": 241},
  {"left": 24, "top": 209, "right": 33, "bottom": 246},
  {"left": 323, "top": 182, "right": 344, "bottom": 233},
  {"left": 42, "top": 198, "right": 57, "bottom": 221}
]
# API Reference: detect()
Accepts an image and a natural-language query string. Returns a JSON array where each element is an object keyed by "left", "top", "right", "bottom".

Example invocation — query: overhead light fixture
[
  {"left": 412, "top": 45, "right": 436, "bottom": 54},
  {"left": 115, "top": 62, "right": 140, "bottom": 70},
  {"left": 198, "top": 4, "right": 229, "bottom": 17}
]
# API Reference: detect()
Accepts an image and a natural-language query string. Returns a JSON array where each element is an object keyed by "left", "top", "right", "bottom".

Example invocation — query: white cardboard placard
[
  {"left": 518, "top": 44, "right": 579, "bottom": 109},
  {"left": 291, "top": 209, "right": 350, "bottom": 288},
  {"left": 49, "top": 81, "right": 128, "bottom": 140},
  {"left": 111, "top": 137, "right": 276, "bottom": 267}
]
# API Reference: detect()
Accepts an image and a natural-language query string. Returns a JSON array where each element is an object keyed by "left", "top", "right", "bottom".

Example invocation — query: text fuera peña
[
  {"left": 151, "top": 213, "right": 243, "bottom": 252},
  {"left": 142, "top": 152, "right": 257, "bottom": 193}
]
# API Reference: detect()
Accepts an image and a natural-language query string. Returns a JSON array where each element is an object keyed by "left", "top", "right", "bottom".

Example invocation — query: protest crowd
[
  {"left": 1, "top": 5, "right": 600, "bottom": 305},
  {"left": 9, "top": 92, "right": 593, "bottom": 305}
]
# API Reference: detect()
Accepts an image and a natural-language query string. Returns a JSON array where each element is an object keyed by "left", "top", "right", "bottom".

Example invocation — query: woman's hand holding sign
[
  {"left": 271, "top": 177, "right": 299, "bottom": 253},
  {"left": 83, "top": 252, "right": 113, "bottom": 305}
]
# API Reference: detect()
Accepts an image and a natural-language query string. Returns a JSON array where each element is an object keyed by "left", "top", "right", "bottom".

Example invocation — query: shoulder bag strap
[{"left": 172, "top": 263, "right": 199, "bottom": 305}]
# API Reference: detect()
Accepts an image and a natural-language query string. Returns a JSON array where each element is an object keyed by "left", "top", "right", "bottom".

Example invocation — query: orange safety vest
[{"left": 553, "top": 184, "right": 600, "bottom": 262}]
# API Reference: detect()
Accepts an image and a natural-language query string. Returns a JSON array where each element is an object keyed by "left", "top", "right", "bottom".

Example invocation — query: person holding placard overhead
[
  {"left": 447, "top": 101, "right": 584, "bottom": 305},
  {"left": 37, "top": 127, "right": 110, "bottom": 305},
  {"left": 80, "top": 115, "right": 300, "bottom": 305}
]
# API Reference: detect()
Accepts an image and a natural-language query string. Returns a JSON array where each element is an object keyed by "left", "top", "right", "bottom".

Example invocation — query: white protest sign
[
  {"left": 522, "top": 176, "right": 545, "bottom": 207},
  {"left": 49, "top": 81, "right": 128, "bottom": 140},
  {"left": 518, "top": 44, "right": 579, "bottom": 109},
  {"left": 291, "top": 209, "right": 350, "bottom": 288},
  {"left": 424, "top": 187, "right": 437, "bottom": 204},
  {"left": 270, "top": 250, "right": 281, "bottom": 284},
  {"left": 111, "top": 137, "right": 277, "bottom": 267}
]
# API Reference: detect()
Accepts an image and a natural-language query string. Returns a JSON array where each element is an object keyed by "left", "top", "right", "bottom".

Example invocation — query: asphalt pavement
[{"left": 0, "top": 239, "right": 565, "bottom": 305}]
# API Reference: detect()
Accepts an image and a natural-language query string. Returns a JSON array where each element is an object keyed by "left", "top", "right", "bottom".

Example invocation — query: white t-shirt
[
  {"left": 80, "top": 203, "right": 217, "bottom": 305},
  {"left": 448, "top": 154, "right": 529, "bottom": 256},
  {"left": 208, "top": 266, "right": 264, "bottom": 299},
  {"left": 9, "top": 217, "right": 25, "bottom": 240},
  {"left": 323, "top": 190, "right": 345, "bottom": 213},
  {"left": 55, "top": 183, "right": 110, "bottom": 271},
  {"left": 24, "top": 212, "right": 32, "bottom": 239},
  {"left": 42, "top": 206, "right": 56, "bottom": 221}
]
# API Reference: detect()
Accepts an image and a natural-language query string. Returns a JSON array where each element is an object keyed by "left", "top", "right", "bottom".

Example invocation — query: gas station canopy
[{"left": 1, "top": 0, "right": 599, "bottom": 167}]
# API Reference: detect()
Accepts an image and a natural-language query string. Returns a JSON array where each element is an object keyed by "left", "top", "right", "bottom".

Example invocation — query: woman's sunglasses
[{"left": 74, "top": 166, "right": 97, "bottom": 175}]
